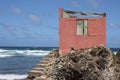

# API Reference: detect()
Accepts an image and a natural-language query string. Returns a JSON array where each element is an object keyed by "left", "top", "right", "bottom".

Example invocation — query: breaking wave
[
  {"left": 0, "top": 74, "right": 27, "bottom": 80},
  {"left": 0, "top": 49, "right": 50, "bottom": 58},
  {"left": 113, "top": 52, "right": 117, "bottom": 55}
]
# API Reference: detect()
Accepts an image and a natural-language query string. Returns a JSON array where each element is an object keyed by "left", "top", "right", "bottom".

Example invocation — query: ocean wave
[
  {"left": 113, "top": 52, "right": 117, "bottom": 55},
  {"left": 0, "top": 49, "right": 9, "bottom": 52},
  {"left": 0, "top": 74, "right": 27, "bottom": 80},
  {"left": 0, "top": 49, "right": 50, "bottom": 58},
  {"left": 0, "top": 54, "right": 14, "bottom": 58}
]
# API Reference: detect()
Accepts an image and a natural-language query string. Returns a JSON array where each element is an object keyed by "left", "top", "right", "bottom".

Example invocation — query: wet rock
[{"left": 45, "top": 45, "right": 120, "bottom": 80}]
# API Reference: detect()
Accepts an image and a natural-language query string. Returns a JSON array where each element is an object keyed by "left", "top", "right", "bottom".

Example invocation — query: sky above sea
[{"left": 0, "top": 0, "right": 120, "bottom": 48}]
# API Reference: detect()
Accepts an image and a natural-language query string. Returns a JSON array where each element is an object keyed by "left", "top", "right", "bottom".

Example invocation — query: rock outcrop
[{"left": 44, "top": 45, "right": 120, "bottom": 80}]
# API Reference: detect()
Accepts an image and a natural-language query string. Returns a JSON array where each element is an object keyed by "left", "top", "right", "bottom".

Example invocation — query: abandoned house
[{"left": 59, "top": 8, "right": 106, "bottom": 53}]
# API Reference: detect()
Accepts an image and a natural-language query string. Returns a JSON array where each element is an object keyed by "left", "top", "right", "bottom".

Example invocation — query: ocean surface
[
  {"left": 0, "top": 47, "right": 57, "bottom": 80},
  {"left": 0, "top": 47, "right": 119, "bottom": 80}
]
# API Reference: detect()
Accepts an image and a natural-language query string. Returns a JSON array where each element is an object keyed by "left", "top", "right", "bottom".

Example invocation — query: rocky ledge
[
  {"left": 42, "top": 46, "right": 120, "bottom": 80},
  {"left": 37, "top": 45, "right": 120, "bottom": 80}
]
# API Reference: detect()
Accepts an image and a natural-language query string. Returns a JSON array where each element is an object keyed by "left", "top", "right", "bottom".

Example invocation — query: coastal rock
[
  {"left": 116, "top": 49, "right": 120, "bottom": 64},
  {"left": 115, "top": 49, "right": 120, "bottom": 79},
  {"left": 45, "top": 45, "right": 120, "bottom": 80}
]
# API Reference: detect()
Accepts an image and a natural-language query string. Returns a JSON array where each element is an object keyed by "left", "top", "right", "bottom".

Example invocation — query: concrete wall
[{"left": 59, "top": 8, "right": 106, "bottom": 54}]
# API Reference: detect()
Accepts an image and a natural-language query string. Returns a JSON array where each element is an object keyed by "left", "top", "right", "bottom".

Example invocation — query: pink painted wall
[{"left": 59, "top": 8, "right": 106, "bottom": 54}]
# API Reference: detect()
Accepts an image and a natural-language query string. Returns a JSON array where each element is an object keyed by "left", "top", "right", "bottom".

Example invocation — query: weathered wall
[{"left": 59, "top": 8, "right": 106, "bottom": 53}]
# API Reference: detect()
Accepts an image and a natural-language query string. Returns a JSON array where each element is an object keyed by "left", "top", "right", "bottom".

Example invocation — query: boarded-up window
[
  {"left": 77, "top": 20, "right": 88, "bottom": 35},
  {"left": 77, "top": 20, "right": 84, "bottom": 35}
]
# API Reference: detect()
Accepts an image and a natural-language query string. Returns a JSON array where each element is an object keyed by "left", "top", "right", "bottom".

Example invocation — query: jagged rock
[
  {"left": 45, "top": 45, "right": 120, "bottom": 80},
  {"left": 114, "top": 49, "right": 120, "bottom": 79},
  {"left": 116, "top": 49, "right": 120, "bottom": 64}
]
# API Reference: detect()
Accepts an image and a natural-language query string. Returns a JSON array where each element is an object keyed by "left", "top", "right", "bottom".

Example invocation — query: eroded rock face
[
  {"left": 45, "top": 46, "right": 120, "bottom": 80},
  {"left": 115, "top": 49, "right": 120, "bottom": 80}
]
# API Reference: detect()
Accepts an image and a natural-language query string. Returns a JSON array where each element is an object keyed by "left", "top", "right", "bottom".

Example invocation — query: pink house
[{"left": 59, "top": 8, "right": 106, "bottom": 54}]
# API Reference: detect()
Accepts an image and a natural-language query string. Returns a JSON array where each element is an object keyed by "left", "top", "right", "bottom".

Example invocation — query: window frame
[{"left": 76, "top": 19, "right": 88, "bottom": 36}]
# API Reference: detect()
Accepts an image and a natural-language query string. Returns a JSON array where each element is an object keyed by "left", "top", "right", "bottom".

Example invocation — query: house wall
[{"left": 59, "top": 8, "right": 106, "bottom": 54}]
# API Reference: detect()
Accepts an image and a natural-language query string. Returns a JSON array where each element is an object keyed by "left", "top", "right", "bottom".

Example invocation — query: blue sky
[{"left": 0, "top": 0, "right": 120, "bottom": 48}]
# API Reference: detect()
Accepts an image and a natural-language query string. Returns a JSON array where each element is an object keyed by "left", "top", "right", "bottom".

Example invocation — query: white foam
[
  {"left": 24, "top": 50, "right": 50, "bottom": 56},
  {"left": 0, "top": 49, "right": 50, "bottom": 58},
  {"left": 113, "top": 52, "right": 117, "bottom": 55},
  {"left": 0, "top": 54, "right": 13, "bottom": 58},
  {"left": 0, "top": 49, "right": 8, "bottom": 52},
  {"left": 0, "top": 74, "right": 27, "bottom": 80}
]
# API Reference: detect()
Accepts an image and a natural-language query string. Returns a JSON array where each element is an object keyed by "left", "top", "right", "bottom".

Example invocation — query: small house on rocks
[{"left": 59, "top": 8, "right": 106, "bottom": 54}]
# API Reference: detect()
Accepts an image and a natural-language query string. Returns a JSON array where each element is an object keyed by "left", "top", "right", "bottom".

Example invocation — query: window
[{"left": 77, "top": 20, "right": 88, "bottom": 35}]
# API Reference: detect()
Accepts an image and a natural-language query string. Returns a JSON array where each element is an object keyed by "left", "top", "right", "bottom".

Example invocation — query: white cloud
[
  {"left": 71, "top": 1, "right": 80, "bottom": 8},
  {"left": 88, "top": 0, "right": 100, "bottom": 9},
  {"left": 109, "top": 23, "right": 120, "bottom": 28},
  {"left": 11, "top": 7, "right": 21, "bottom": 15},
  {"left": 28, "top": 14, "right": 41, "bottom": 24}
]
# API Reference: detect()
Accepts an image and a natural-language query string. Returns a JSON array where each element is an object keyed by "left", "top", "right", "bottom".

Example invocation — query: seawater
[
  {"left": 0, "top": 47, "right": 57, "bottom": 80},
  {"left": 110, "top": 48, "right": 119, "bottom": 54},
  {"left": 0, "top": 47, "right": 118, "bottom": 80}
]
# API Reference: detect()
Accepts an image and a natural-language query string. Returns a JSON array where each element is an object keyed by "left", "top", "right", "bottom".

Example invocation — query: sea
[
  {"left": 0, "top": 47, "right": 57, "bottom": 80},
  {"left": 0, "top": 47, "right": 119, "bottom": 80}
]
